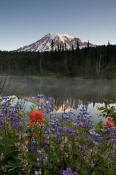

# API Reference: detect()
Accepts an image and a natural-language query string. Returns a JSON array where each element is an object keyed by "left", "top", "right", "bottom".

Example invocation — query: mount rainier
[{"left": 17, "top": 33, "right": 95, "bottom": 52}]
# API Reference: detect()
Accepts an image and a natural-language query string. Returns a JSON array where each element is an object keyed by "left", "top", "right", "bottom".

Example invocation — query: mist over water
[
  {"left": 1, "top": 76, "right": 116, "bottom": 105},
  {"left": 1, "top": 76, "right": 116, "bottom": 122}
]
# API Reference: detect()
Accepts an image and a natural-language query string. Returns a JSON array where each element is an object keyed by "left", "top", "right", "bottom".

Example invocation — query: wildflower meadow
[{"left": 0, "top": 95, "right": 116, "bottom": 175}]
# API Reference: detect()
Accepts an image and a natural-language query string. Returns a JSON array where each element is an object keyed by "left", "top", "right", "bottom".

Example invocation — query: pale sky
[{"left": 0, "top": 0, "right": 116, "bottom": 50}]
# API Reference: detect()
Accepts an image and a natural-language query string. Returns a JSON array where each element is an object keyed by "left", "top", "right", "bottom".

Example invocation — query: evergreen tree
[
  {"left": 76, "top": 41, "right": 79, "bottom": 50},
  {"left": 51, "top": 40, "right": 54, "bottom": 51},
  {"left": 107, "top": 40, "right": 110, "bottom": 46},
  {"left": 64, "top": 43, "right": 67, "bottom": 51},
  {"left": 57, "top": 44, "right": 60, "bottom": 52},
  {"left": 0, "top": 45, "right": 116, "bottom": 78},
  {"left": 72, "top": 44, "right": 74, "bottom": 51},
  {"left": 87, "top": 40, "right": 90, "bottom": 48},
  {"left": 62, "top": 45, "right": 64, "bottom": 51},
  {"left": 59, "top": 44, "right": 62, "bottom": 51}
]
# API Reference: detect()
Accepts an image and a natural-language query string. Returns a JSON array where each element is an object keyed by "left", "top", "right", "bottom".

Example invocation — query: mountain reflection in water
[
  {"left": 1, "top": 76, "right": 116, "bottom": 123},
  {"left": 1, "top": 76, "right": 116, "bottom": 109}
]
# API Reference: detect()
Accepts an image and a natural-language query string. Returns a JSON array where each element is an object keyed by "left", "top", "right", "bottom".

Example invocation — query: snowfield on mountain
[{"left": 17, "top": 33, "right": 95, "bottom": 52}]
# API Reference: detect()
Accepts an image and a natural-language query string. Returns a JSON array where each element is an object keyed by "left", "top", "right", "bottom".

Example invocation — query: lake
[{"left": 1, "top": 76, "right": 116, "bottom": 123}]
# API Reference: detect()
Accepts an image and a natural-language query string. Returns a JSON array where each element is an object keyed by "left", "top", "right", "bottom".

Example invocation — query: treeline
[{"left": 0, "top": 44, "right": 116, "bottom": 78}]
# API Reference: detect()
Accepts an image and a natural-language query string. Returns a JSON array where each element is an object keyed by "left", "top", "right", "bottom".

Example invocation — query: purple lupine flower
[
  {"left": 88, "top": 136, "right": 93, "bottom": 143},
  {"left": 45, "top": 103, "right": 52, "bottom": 113},
  {"left": 37, "top": 94, "right": 46, "bottom": 99},
  {"left": 100, "top": 129, "right": 106, "bottom": 133},
  {"left": 93, "top": 141, "right": 99, "bottom": 146},
  {"left": 82, "top": 144, "right": 87, "bottom": 150},
  {"left": 21, "top": 130, "right": 24, "bottom": 136},
  {"left": 12, "top": 122, "right": 20, "bottom": 128},
  {"left": 60, "top": 168, "right": 78, "bottom": 175},
  {"left": 23, "top": 121, "right": 27, "bottom": 126},
  {"left": 48, "top": 97, "right": 54, "bottom": 103},
  {"left": 75, "top": 130, "right": 78, "bottom": 135},
  {"left": 16, "top": 133, "right": 19, "bottom": 137},
  {"left": 66, "top": 168, "right": 72, "bottom": 174},
  {"left": 107, "top": 127, "right": 116, "bottom": 132},
  {"left": 89, "top": 129, "right": 96, "bottom": 135},
  {"left": 30, "top": 146, "right": 34, "bottom": 152},
  {"left": 36, "top": 142, "right": 40, "bottom": 146},
  {"left": 96, "top": 136, "right": 103, "bottom": 143},
  {"left": 114, "top": 165, "right": 116, "bottom": 171},
  {"left": 77, "top": 106, "right": 93, "bottom": 128},
  {"left": 73, "top": 173, "right": 78, "bottom": 175},
  {"left": 63, "top": 127, "right": 68, "bottom": 131},
  {"left": 3, "top": 96, "right": 9, "bottom": 100}
]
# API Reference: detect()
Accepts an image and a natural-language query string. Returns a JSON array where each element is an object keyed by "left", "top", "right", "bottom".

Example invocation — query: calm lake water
[{"left": 1, "top": 76, "right": 116, "bottom": 123}]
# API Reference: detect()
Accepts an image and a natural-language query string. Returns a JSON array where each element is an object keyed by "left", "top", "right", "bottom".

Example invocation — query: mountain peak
[
  {"left": 44, "top": 33, "right": 74, "bottom": 42},
  {"left": 17, "top": 33, "right": 95, "bottom": 52}
]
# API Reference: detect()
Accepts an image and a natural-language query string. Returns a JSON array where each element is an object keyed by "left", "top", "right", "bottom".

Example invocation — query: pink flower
[{"left": 79, "top": 122, "right": 84, "bottom": 127}]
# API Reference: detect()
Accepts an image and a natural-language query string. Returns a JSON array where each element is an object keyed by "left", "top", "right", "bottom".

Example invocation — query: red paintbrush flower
[
  {"left": 35, "top": 110, "right": 44, "bottom": 120},
  {"left": 29, "top": 111, "right": 36, "bottom": 121},
  {"left": 38, "top": 120, "right": 44, "bottom": 124},
  {"left": 32, "top": 130, "right": 39, "bottom": 138},
  {"left": 29, "top": 122, "right": 35, "bottom": 127},
  {"left": 29, "top": 110, "right": 45, "bottom": 125},
  {"left": 107, "top": 117, "right": 113, "bottom": 121},
  {"left": 104, "top": 121, "right": 115, "bottom": 128}
]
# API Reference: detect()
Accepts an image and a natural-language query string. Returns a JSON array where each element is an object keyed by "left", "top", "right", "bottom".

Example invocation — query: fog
[{"left": 1, "top": 76, "right": 116, "bottom": 108}]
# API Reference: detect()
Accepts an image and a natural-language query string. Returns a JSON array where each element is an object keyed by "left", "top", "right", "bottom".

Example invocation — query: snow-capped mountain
[{"left": 17, "top": 33, "right": 95, "bottom": 52}]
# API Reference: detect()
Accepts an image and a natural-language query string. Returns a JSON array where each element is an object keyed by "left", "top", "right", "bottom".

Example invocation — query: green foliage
[{"left": 98, "top": 105, "right": 116, "bottom": 123}]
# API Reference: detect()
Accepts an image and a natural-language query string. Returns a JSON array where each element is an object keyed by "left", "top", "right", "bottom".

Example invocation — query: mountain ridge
[{"left": 17, "top": 33, "right": 96, "bottom": 52}]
